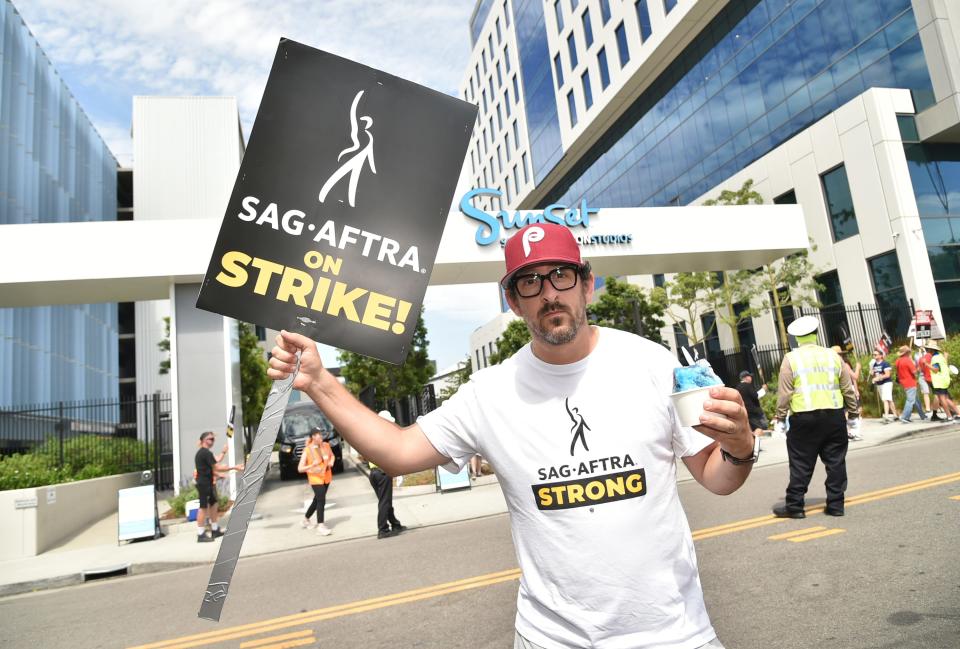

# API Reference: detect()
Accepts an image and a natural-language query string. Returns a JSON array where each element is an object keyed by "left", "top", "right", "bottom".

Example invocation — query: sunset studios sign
[{"left": 197, "top": 39, "right": 477, "bottom": 364}]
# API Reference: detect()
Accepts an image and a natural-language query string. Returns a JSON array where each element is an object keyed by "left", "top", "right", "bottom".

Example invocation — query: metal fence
[
  {"left": 0, "top": 394, "right": 174, "bottom": 489},
  {"left": 701, "top": 301, "right": 918, "bottom": 387}
]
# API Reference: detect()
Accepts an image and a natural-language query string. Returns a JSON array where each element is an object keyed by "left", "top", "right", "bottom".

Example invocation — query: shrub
[
  {"left": 166, "top": 485, "right": 229, "bottom": 517},
  {"left": 0, "top": 453, "right": 67, "bottom": 490}
]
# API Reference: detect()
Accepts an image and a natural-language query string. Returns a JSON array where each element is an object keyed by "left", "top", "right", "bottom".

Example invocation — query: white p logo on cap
[{"left": 522, "top": 226, "right": 544, "bottom": 258}]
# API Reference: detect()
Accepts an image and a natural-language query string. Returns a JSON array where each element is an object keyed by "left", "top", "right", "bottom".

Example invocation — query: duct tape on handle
[{"left": 197, "top": 352, "right": 300, "bottom": 622}]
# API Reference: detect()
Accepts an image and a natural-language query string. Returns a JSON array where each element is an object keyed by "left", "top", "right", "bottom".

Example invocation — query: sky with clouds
[{"left": 13, "top": 0, "right": 503, "bottom": 371}]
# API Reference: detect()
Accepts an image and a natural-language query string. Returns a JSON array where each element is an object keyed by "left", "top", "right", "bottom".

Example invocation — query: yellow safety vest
[
  {"left": 930, "top": 353, "right": 951, "bottom": 390},
  {"left": 786, "top": 344, "right": 843, "bottom": 412}
]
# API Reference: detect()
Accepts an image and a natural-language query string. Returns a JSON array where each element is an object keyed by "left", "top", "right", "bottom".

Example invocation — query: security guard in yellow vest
[{"left": 772, "top": 316, "right": 859, "bottom": 518}]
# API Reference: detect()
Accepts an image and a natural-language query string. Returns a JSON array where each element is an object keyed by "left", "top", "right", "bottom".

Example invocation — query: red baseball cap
[{"left": 500, "top": 223, "right": 583, "bottom": 287}]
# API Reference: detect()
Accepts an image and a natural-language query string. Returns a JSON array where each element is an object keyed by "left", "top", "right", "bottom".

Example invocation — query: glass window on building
[
  {"left": 773, "top": 190, "right": 796, "bottom": 205},
  {"left": 821, "top": 164, "right": 859, "bottom": 241},
  {"left": 770, "top": 288, "right": 796, "bottom": 342},
  {"left": 522, "top": 152, "right": 530, "bottom": 183},
  {"left": 504, "top": 44, "right": 512, "bottom": 72},
  {"left": 554, "top": 53, "right": 564, "bottom": 89},
  {"left": 636, "top": 0, "right": 652, "bottom": 41},
  {"left": 505, "top": 129, "right": 512, "bottom": 158},
  {"left": 513, "top": 120, "right": 520, "bottom": 148},
  {"left": 481, "top": 89, "right": 487, "bottom": 113},
  {"left": 674, "top": 323, "right": 690, "bottom": 362},
  {"left": 497, "top": 103, "right": 503, "bottom": 130},
  {"left": 653, "top": 273, "right": 666, "bottom": 287},
  {"left": 497, "top": 145, "right": 503, "bottom": 174},
  {"left": 503, "top": 0, "right": 510, "bottom": 27},
  {"left": 903, "top": 142, "right": 960, "bottom": 333},
  {"left": 505, "top": 92, "right": 512, "bottom": 117},
  {"left": 582, "top": 70, "right": 593, "bottom": 109},
  {"left": 615, "top": 21, "right": 630, "bottom": 67},
  {"left": 513, "top": 164, "right": 520, "bottom": 192},
  {"left": 489, "top": 33, "right": 494, "bottom": 53},
  {"left": 496, "top": 17, "right": 502, "bottom": 42},
  {"left": 568, "top": 33, "right": 579, "bottom": 68},
  {"left": 567, "top": 90, "right": 578, "bottom": 127},
  {"left": 600, "top": 0, "right": 611, "bottom": 24},
  {"left": 598, "top": 47, "right": 610, "bottom": 89},
  {"left": 869, "top": 251, "right": 910, "bottom": 338},
  {"left": 816, "top": 270, "right": 850, "bottom": 347},
  {"left": 701, "top": 312, "right": 721, "bottom": 358},
  {"left": 663, "top": 0, "right": 677, "bottom": 14},
  {"left": 554, "top": 0, "right": 564, "bottom": 31},
  {"left": 734, "top": 302, "right": 756, "bottom": 351},
  {"left": 497, "top": 61, "right": 504, "bottom": 87},
  {"left": 582, "top": 9, "right": 594, "bottom": 48},
  {"left": 512, "top": 75, "right": 519, "bottom": 103}
]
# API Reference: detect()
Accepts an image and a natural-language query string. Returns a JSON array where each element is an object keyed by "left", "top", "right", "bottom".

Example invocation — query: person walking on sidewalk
[
  {"left": 832, "top": 346, "right": 863, "bottom": 440},
  {"left": 299, "top": 427, "right": 334, "bottom": 536},
  {"left": 772, "top": 317, "right": 859, "bottom": 519},
  {"left": 915, "top": 345, "right": 933, "bottom": 415},
  {"left": 869, "top": 349, "right": 898, "bottom": 422},
  {"left": 268, "top": 223, "right": 756, "bottom": 649},
  {"left": 368, "top": 410, "right": 406, "bottom": 539},
  {"left": 895, "top": 345, "right": 927, "bottom": 423},
  {"left": 928, "top": 340, "right": 960, "bottom": 421},
  {"left": 195, "top": 432, "right": 242, "bottom": 543},
  {"left": 735, "top": 371, "right": 768, "bottom": 436}
]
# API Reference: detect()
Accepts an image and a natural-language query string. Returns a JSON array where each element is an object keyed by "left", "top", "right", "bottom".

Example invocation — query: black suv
[{"left": 277, "top": 401, "right": 343, "bottom": 480}]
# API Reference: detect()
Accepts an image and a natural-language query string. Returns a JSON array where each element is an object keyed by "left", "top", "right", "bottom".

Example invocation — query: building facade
[
  {"left": 0, "top": 0, "right": 119, "bottom": 406},
  {"left": 462, "top": 0, "right": 960, "bottom": 354}
]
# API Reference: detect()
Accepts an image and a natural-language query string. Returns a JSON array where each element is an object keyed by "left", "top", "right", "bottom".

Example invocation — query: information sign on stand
[
  {"left": 118, "top": 485, "right": 159, "bottom": 543},
  {"left": 436, "top": 464, "right": 471, "bottom": 493}
]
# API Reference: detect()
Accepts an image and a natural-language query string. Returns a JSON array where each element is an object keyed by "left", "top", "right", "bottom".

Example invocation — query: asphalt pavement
[{"left": 1, "top": 416, "right": 956, "bottom": 598}]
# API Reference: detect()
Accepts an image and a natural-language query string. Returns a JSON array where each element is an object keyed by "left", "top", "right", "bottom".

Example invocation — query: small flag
[{"left": 875, "top": 331, "right": 892, "bottom": 355}]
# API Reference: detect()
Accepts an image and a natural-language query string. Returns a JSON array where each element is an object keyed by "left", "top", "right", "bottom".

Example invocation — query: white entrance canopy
[{"left": 0, "top": 204, "right": 806, "bottom": 307}]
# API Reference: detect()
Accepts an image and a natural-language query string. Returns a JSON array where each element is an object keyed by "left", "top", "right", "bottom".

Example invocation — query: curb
[{"left": 0, "top": 560, "right": 206, "bottom": 598}]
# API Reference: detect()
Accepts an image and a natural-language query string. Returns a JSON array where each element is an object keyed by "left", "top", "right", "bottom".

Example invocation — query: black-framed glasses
[{"left": 511, "top": 265, "right": 581, "bottom": 297}]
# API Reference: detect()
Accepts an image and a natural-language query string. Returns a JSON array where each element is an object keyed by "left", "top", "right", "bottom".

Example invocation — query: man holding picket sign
[{"left": 269, "top": 223, "right": 755, "bottom": 649}]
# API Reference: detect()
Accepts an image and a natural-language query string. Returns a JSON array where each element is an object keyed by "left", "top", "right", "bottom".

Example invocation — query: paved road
[{"left": 2, "top": 430, "right": 958, "bottom": 649}]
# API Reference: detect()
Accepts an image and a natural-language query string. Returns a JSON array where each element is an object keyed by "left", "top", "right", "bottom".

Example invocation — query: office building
[
  {"left": 0, "top": 0, "right": 119, "bottom": 406},
  {"left": 462, "top": 0, "right": 960, "bottom": 354}
]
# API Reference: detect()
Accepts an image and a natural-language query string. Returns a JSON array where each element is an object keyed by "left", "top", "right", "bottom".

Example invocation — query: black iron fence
[
  {"left": 699, "top": 301, "right": 919, "bottom": 387},
  {"left": 0, "top": 394, "right": 174, "bottom": 489}
]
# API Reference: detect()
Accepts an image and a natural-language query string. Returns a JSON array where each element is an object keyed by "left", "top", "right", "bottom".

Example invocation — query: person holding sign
[
  {"left": 299, "top": 427, "right": 335, "bottom": 536},
  {"left": 269, "top": 223, "right": 755, "bottom": 649},
  {"left": 195, "top": 432, "right": 242, "bottom": 543}
]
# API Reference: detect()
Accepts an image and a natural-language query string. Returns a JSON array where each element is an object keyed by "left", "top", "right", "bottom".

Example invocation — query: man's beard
[{"left": 528, "top": 300, "right": 587, "bottom": 345}]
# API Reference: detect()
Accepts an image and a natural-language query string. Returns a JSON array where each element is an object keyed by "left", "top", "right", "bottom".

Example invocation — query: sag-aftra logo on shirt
[{"left": 531, "top": 399, "right": 647, "bottom": 511}]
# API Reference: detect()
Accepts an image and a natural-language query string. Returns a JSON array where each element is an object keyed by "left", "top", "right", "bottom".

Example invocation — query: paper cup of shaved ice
[{"left": 670, "top": 363, "right": 724, "bottom": 428}]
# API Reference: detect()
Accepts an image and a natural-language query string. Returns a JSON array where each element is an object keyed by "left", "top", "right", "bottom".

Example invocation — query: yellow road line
[
  {"left": 692, "top": 516, "right": 784, "bottom": 540},
  {"left": 787, "top": 528, "right": 846, "bottom": 543},
  {"left": 255, "top": 638, "right": 315, "bottom": 649},
  {"left": 239, "top": 630, "right": 313, "bottom": 648},
  {"left": 130, "top": 470, "right": 960, "bottom": 649},
  {"left": 252, "top": 638, "right": 314, "bottom": 649},
  {"left": 127, "top": 570, "right": 521, "bottom": 649},
  {"left": 767, "top": 526, "right": 826, "bottom": 541},
  {"left": 950, "top": 495, "right": 960, "bottom": 501}
]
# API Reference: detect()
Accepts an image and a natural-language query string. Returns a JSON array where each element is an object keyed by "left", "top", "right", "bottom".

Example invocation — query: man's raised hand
[{"left": 267, "top": 330, "right": 325, "bottom": 393}]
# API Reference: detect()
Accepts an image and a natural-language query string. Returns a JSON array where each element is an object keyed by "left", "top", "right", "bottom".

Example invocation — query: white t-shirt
[{"left": 418, "top": 327, "right": 716, "bottom": 649}]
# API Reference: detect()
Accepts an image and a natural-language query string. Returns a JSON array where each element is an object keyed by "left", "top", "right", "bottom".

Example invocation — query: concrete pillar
[{"left": 168, "top": 283, "right": 244, "bottom": 498}]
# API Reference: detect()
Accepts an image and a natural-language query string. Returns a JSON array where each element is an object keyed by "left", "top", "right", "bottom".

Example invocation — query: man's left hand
[{"left": 693, "top": 386, "right": 754, "bottom": 458}]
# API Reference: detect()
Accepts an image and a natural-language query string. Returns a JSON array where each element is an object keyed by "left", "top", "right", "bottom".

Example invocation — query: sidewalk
[{"left": 1, "top": 417, "right": 956, "bottom": 597}]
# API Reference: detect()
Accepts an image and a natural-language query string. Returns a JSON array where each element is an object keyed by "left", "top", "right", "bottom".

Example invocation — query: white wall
[{"left": 0, "top": 472, "right": 142, "bottom": 560}]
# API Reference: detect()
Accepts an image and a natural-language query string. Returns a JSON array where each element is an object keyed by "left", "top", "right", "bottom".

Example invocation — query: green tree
[
  {"left": 653, "top": 271, "right": 718, "bottom": 356},
  {"left": 438, "top": 356, "right": 473, "bottom": 403},
  {"left": 489, "top": 318, "right": 531, "bottom": 364},
  {"left": 751, "top": 248, "right": 824, "bottom": 347},
  {"left": 587, "top": 276, "right": 667, "bottom": 344},
  {"left": 238, "top": 322, "right": 271, "bottom": 449},
  {"left": 703, "top": 180, "right": 765, "bottom": 351},
  {"left": 338, "top": 311, "right": 435, "bottom": 407},
  {"left": 158, "top": 316, "right": 171, "bottom": 375}
]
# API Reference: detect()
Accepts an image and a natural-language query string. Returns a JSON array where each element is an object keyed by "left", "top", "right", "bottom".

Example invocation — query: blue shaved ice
[{"left": 673, "top": 363, "right": 722, "bottom": 392}]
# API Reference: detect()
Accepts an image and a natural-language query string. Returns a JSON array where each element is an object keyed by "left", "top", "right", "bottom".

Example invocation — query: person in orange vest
[{"left": 299, "top": 427, "right": 334, "bottom": 536}]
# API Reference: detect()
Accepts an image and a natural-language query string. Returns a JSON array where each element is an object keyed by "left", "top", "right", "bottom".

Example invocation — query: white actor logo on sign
[{"left": 318, "top": 90, "right": 377, "bottom": 207}]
